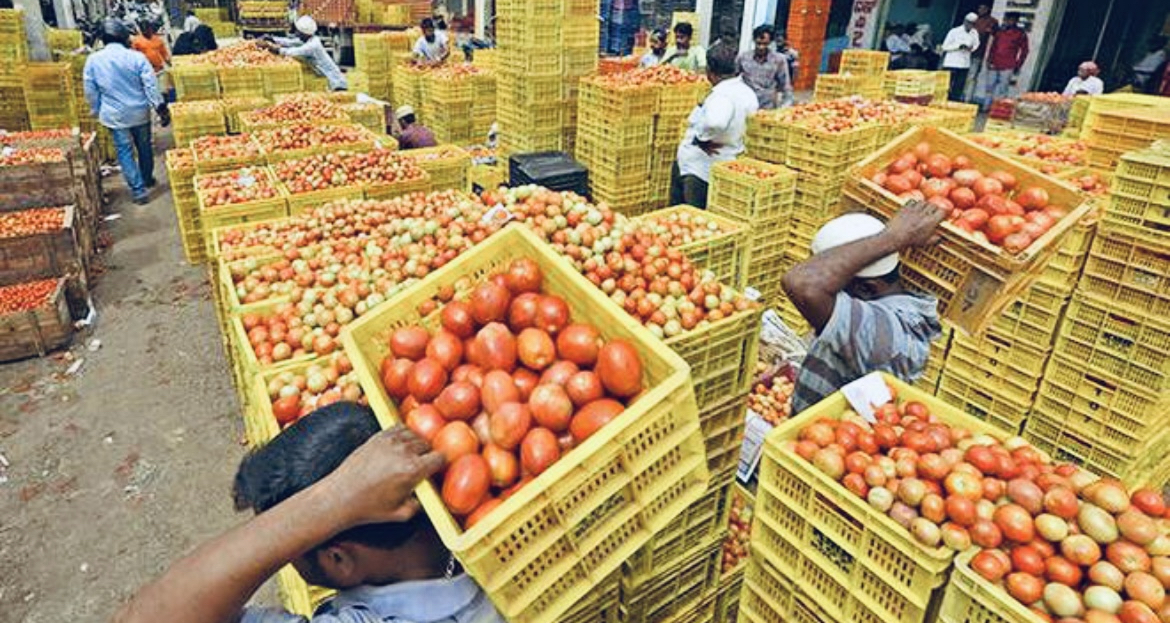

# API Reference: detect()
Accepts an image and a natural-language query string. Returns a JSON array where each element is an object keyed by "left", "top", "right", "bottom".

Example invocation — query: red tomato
[
  {"left": 988, "top": 170, "right": 1018, "bottom": 191},
  {"left": 1016, "top": 186, "right": 1050, "bottom": 210},
  {"left": 570, "top": 399, "right": 624, "bottom": 442},
  {"left": 972, "top": 549, "right": 1010, "bottom": 582},
  {"left": 520, "top": 427, "right": 561, "bottom": 476},
  {"left": 994, "top": 504, "right": 1035, "bottom": 543},
  {"left": 986, "top": 214, "right": 1023, "bottom": 244},
  {"left": 972, "top": 176, "right": 1005, "bottom": 198},
  {"left": 1005, "top": 572, "right": 1044, "bottom": 605},
  {"left": 885, "top": 174, "right": 914, "bottom": 195},
  {"left": 950, "top": 186, "right": 977, "bottom": 209},
  {"left": 1045, "top": 556, "right": 1083, "bottom": 587},
  {"left": 976, "top": 194, "right": 1010, "bottom": 216},
  {"left": 922, "top": 177, "right": 953, "bottom": 198},
  {"left": 1132, "top": 489, "right": 1168, "bottom": 517},
  {"left": 433, "top": 421, "right": 480, "bottom": 462},
  {"left": 595, "top": 340, "right": 644, "bottom": 398},
  {"left": 926, "top": 154, "right": 953, "bottom": 178},
  {"left": 1011, "top": 545, "right": 1046, "bottom": 575},
  {"left": 442, "top": 454, "right": 491, "bottom": 515}
]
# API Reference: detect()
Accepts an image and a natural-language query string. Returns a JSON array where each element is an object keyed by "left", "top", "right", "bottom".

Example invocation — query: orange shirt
[{"left": 132, "top": 34, "right": 169, "bottom": 71}]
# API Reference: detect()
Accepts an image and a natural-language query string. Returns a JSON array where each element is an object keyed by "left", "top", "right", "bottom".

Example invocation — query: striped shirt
[{"left": 792, "top": 292, "right": 941, "bottom": 414}]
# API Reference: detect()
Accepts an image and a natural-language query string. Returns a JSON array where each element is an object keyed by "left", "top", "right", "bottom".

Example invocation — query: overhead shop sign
[{"left": 846, "top": 0, "right": 882, "bottom": 49}]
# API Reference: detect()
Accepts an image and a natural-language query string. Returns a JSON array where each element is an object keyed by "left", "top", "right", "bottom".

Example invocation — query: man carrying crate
[
  {"left": 263, "top": 16, "right": 348, "bottom": 92},
  {"left": 781, "top": 202, "right": 946, "bottom": 414},
  {"left": 113, "top": 403, "right": 506, "bottom": 623}
]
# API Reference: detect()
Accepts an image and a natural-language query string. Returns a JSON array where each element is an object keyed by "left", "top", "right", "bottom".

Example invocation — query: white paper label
[
  {"left": 840, "top": 372, "right": 892, "bottom": 425},
  {"left": 737, "top": 410, "right": 773, "bottom": 482},
  {"left": 744, "top": 287, "right": 761, "bottom": 302},
  {"left": 481, "top": 205, "right": 513, "bottom": 225}
]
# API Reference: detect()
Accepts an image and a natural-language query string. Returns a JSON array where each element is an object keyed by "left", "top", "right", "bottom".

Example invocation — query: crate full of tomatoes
[
  {"left": 844, "top": 127, "right": 1092, "bottom": 334},
  {"left": 0, "top": 277, "right": 72, "bottom": 361},
  {"left": 341, "top": 224, "right": 708, "bottom": 623}
]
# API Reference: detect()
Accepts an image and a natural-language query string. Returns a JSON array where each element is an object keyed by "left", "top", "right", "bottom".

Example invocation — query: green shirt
[{"left": 666, "top": 45, "right": 706, "bottom": 73}]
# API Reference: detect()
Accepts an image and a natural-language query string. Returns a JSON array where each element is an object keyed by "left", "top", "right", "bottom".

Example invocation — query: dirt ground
[{"left": 0, "top": 136, "right": 279, "bottom": 623}]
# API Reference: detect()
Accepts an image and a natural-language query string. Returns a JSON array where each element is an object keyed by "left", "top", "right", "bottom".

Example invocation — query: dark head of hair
[
  {"left": 141, "top": 20, "right": 158, "bottom": 35},
  {"left": 421, "top": 17, "right": 435, "bottom": 29},
  {"left": 706, "top": 42, "right": 737, "bottom": 77},
  {"left": 186, "top": 8, "right": 195, "bottom": 15},
  {"left": 752, "top": 24, "right": 773, "bottom": 41},
  {"left": 194, "top": 24, "right": 217, "bottom": 50},
  {"left": 435, "top": 16, "right": 447, "bottom": 29},
  {"left": 101, "top": 18, "right": 130, "bottom": 46},
  {"left": 400, "top": 113, "right": 417, "bottom": 126},
  {"left": 673, "top": 22, "right": 693, "bottom": 37},
  {"left": 233, "top": 402, "right": 427, "bottom": 550}
]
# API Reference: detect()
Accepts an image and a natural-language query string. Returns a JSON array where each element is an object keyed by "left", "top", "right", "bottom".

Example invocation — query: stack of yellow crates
[
  {"left": 425, "top": 66, "right": 495, "bottom": 145},
  {"left": 647, "top": 78, "right": 709, "bottom": 209},
  {"left": 1080, "top": 96, "right": 1170, "bottom": 171},
  {"left": 575, "top": 77, "right": 657, "bottom": 215},
  {"left": 24, "top": 62, "right": 77, "bottom": 129},
  {"left": 495, "top": 0, "right": 598, "bottom": 155},
  {"left": 354, "top": 33, "right": 393, "bottom": 101},
  {"left": 1023, "top": 139, "right": 1170, "bottom": 484}
]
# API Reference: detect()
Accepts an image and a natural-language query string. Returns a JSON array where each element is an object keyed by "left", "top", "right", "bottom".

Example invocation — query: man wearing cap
[
  {"left": 940, "top": 13, "right": 981, "bottom": 101},
  {"left": 641, "top": 29, "right": 668, "bottom": 67},
  {"left": 265, "top": 16, "right": 347, "bottom": 91},
  {"left": 392, "top": 106, "right": 437, "bottom": 150},
  {"left": 781, "top": 202, "right": 947, "bottom": 414}
]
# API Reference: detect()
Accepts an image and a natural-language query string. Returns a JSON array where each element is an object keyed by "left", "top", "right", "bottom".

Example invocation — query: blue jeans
[
  {"left": 982, "top": 69, "right": 1015, "bottom": 106},
  {"left": 109, "top": 123, "right": 154, "bottom": 198}
]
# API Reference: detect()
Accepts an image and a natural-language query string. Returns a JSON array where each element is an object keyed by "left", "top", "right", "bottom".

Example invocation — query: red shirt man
[{"left": 987, "top": 16, "right": 1029, "bottom": 71}]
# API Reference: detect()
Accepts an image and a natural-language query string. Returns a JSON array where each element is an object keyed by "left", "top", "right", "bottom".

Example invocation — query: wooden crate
[
  {"left": 0, "top": 205, "right": 85, "bottom": 285},
  {"left": 0, "top": 154, "right": 82, "bottom": 211},
  {"left": 0, "top": 278, "right": 73, "bottom": 361}
]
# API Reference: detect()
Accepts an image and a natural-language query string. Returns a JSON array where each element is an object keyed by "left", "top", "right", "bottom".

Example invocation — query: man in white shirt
[
  {"left": 670, "top": 43, "right": 760, "bottom": 208},
  {"left": 884, "top": 24, "right": 911, "bottom": 68},
  {"left": 1063, "top": 61, "right": 1104, "bottom": 96},
  {"left": 182, "top": 10, "right": 201, "bottom": 32},
  {"left": 266, "top": 16, "right": 348, "bottom": 91},
  {"left": 940, "top": 12, "right": 980, "bottom": 101},
  {"left": 413, "top": 17, "right": 449, "bottom": 65},
  {"left": 640, "top": 29, "right": 667, "bottom": 67}
]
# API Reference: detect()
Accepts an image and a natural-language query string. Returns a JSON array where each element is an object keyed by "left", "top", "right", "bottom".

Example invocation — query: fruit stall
[{"left": 9, "top": 2, "right": 1170, "bottom": 620}]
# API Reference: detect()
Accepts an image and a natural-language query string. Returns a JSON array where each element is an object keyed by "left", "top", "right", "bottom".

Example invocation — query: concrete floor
[{"left": 0, "top": 138, "right": 277, "bottom": 622}]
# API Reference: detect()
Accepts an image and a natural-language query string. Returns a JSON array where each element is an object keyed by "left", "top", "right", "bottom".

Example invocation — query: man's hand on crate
[{"left": 885, "top": 200, "right": 946, "bottom": 248}]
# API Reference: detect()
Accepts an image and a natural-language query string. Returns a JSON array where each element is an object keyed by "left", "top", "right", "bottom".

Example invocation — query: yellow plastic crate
[
  {"left": 224, "top": 299, "right": 317, "bottom": 394},
  {"left": 171, "top": 64, "right": 220, "bottom": 101},
  {"left": 707, "top": 158, "right": 797, "bottom": 222},
  {"left": 845, "top": 126, "right": 1092, "bottom": 335},
  {"left": 913, "top": 324, "right": 951, "bottom": 395},
  {"left": 623, "top": 480, "right": 732, "bottom": 584},
  {"left": 987, "top": 281, "right": 1068, "bottom": 350},
  {"left": 618, "top": 539, "right": 721, "bottom": 623},
  {"left": 261, "top": 62, "right": 304, "bottom": 97},
  {"left": 407, "top": 145, "right": 472, "bottom": 192},
  {"left": 1079, "top": 226, "right": 1170, "bottom": 316},
  {"left": 275, "top": 565, "right": 334, "bottom": 618},
  {"left": 937, "top": 549, "right": 1035, "bottom": 623},
  {"left": 634, "top": 205, "right": 749, "bottom": 288},
  {"left": 785, "top": 123, "right": 880, "bottom": 178},
  {"left": 755, "top": 373, "right": 1004, "bottom": 623},
  {"left": 1030, "top": 353, "right": 1170, "bottom": 456},
  {"left": 192, "top": 134, "right": 264, "bottom": 174},
  {"left": 362, "top": 172, "right": 431, "bottom": 201},
  {"left": 1055, "top": 291, "right": 1170, "bottom": 392},
  {"left": 740, "top": 553, "right": 841, "bottom": 623},
  {"left": 578, "top": 78, "right": 659, "bottom": 118},
  {"left": 745, "top": 114, "right": 791, "bottom": 165},
  {"left": 340, "top": 224, "right": 709, "bottom": 623},
  {"left": 195, "top": 167, "right": 289, "bottom": 231},
  {"left": 1023, "top": 408, "right": 1170, "bottom": 483},
  {"left": 285, "top": 185, "right": 366, "bottom": 216},
  {"left": 839, "top": 49, "right": 889, "bottom": 76},
  {"left": 664, "top": 304, "right": 761, "bottom": 413},
  {"left": 559, "top": 572, "right": 621, "bottom": 623},
  {"left": 936, "top": 370, "right": 1036, "bottom": 435}
]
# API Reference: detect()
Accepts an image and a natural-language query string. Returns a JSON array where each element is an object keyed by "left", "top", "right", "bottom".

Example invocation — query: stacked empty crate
[
  {"left": 424, "top": 65, "right": 495, "bottom": 146},
  {"left": 0, "top": 9, "right": 29, "bottom": 131},
  {"left": 353, "top": 31, "right": 414, "bottom": 103},
  {"left": 1024, "top": 139, "right": 1170, "bottom": 484},
  {"left": 494, "top": 0, "right": 598, "bottom": 156},
  {"left": 1080, "top": 97, "right": 1170, "bottom": 171},
  {"left": 812, "top": 49, "right": 887, "bottom": 102},
  {"left": 576, "top": 66, "right": 707, "bottom": 216},
  {"left": 24, "top": 62, "right": 77, "bottom": 130},
  {"left": 786, "top": 0, "right": 830, "bottom": 90}
]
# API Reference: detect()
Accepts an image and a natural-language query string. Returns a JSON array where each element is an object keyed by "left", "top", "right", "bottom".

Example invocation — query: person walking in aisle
[
  {"left": 940, "top": 13, "right": 980, "bottom": 101},
  {"left": 664, "top": 22, "right": 706, "bottom": 73},
  {"left": 782, "top": 204, "right": 946, "bottom": 414},
  {"left": 737, "top": 25, "right": 793, "bottom": 109},
  {"left": 84, "top": 18, "right": 169, "bottom": 205},
  {"left": 132, "top": 20, "right": 170, "bottom": 72},
  {"left": 980, "top": 12, "right": 1029, "bottom": 108},
  {"left": 265, "top": 16, "right": 347, "bottom": 91},
  {"left": 669, "top": 43, "right": 759, "bottom": 208}
]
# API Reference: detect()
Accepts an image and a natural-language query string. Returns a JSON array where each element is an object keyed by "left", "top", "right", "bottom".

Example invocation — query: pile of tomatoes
[
  {"left": 870, "top": 142, "right": 1070, "bottom": 253},
  {"left": 968, "top": 478, "right": 1170, "bottom": 622},
  {"left": 0, "top": 207, "right": 66, "bottom": 239},
  {"left": 244, "top": 95, "right": 349, "bottom": 125},
  {"left": 748, "top": 373, "right": 794, "bottom": 426},
  {"left": 0, "top": 147, "right": 66, "bottom": 166},
  {"left": 197, "top": 167, "right": 280, "bottom": 208},
  {"left": 166, "top": 147, "right": 196, "bottom": 173},
  {"left": 636, "top": 209, "right": 734, "bottom": 248},
  {"left": 380, "top": 258, "right": 646, "bottom": 527},
  {"left": 969, "top": 133, "right": 1087, "bottom": 168},
  {"left": 590, "top": 64, "right": 706, "bottom": 88},
  {"left": 266, "top": 352, "right": 365, "bottom": 426},
  {"left": 1069, "top": 172, "right": 1111, "bottom": 197},
  {"left": 786, "top": 396, "right": 1170, "bottom": 622},
  {"left": 252, "top": 124, "right": 373, "bottom": 154},
  {"left": 0, "top": 279, "right": 57, "bottom": 314},
  {"left": 273, "top": 150, "right": 425, "bottom": 194},
  {"left": 188, "top": 40, "right": 300, "bottom": 67},
  {"left": 756, "top": 97, "right": 933, "bottom": 134},
  {"left": 723, "top": 160, "right": 785, "bottom": 179},
  {"left": 191, "top": 134, "right": 262, "bottom": 163},
  {"left": 0, "top": 128, "right": 76, "bottom": 142},
  {"left": 1020, "top": 92, "right": 1071, "bottom": 104},
  {"left": 721, "top": 487, "right": 754, "bottom": 574}
]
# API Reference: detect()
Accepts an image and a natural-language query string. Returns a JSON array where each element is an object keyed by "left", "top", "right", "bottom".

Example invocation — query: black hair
[
  {"left": 435, "top": 17, "right": 447, "bottom": 29},
  {"left": 673, "top": 22, "right": 693, "bottom": 37},
  {"left": 752, "top": 25, "right": 773, "bottom": 41},
  {"left": 233, "top": 402, "right": 427, "bottom": 550},
  {"left": 100, "top": 18, "right": 130, "bottom": 46},
  {"left": 1151, "top": 36, "right": 1168, "bottom": 51},
  {"left": 400, "top": 113, "right": 417, "bottom": 125},
  {"left": 194, "top": 24, "right": 217, "bottom": 51},
  {"left": 707, "top": 42, "right": 737, "bottom": 77},
  {"left": 421, "top": 17, "right": 435, "bottom": 29},
  {"left": 876, "top": 264, "right": 900, "bottom": 284}
]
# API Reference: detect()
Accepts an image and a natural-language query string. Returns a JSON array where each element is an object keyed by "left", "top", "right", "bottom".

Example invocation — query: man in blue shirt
[
  {"left": 84, "top": 19, "right": 169, "bottom": 205},
  {"left": 112, "top": 402, "right": 507, "bottom": 623}
]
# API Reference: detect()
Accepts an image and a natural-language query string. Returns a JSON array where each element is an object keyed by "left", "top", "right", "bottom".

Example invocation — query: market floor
[{"left": 0, "top": 133, "right": 279, "bottom": 622}]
